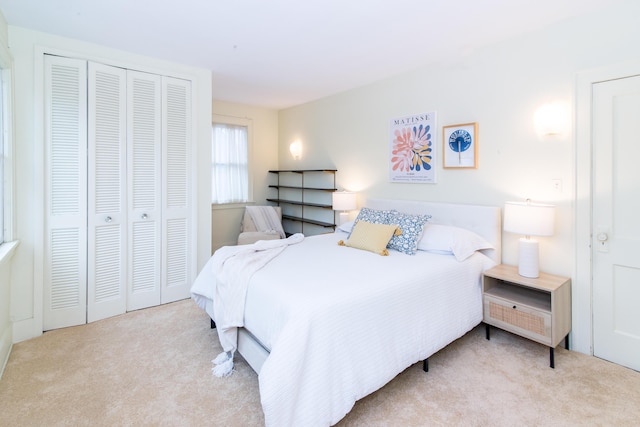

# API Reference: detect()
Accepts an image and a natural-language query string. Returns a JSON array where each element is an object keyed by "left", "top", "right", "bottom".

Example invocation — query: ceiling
[{"left": 0, "top": 0, "right": 621, "bottom": 109}]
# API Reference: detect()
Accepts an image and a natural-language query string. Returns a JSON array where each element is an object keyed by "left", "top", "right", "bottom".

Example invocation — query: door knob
[
  {"left": 597, "top": 232, "right": 608, "bottom": 242},
  {"left": 105, "top": 216, "right": 112, "bottom": 223},
  {"left": 141, "top": 213, "right": 148, "bottom": 220}
]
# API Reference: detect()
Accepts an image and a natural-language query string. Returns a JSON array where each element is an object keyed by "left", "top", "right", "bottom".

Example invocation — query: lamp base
[
  {"left": 338, "top": 212, "right": 349, "bottom": 226},
  {"left": 518, "top": 237, "right": 540, "bottom": 278}
]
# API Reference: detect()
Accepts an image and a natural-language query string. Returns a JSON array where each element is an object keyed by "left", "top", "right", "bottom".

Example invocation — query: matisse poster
[{"left": 389, "top": 111, "right": 436, "bottom": 183}]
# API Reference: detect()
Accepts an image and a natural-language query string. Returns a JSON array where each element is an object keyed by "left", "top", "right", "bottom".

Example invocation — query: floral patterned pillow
[
  {"left": 349, "top": 207, "right": 397, "bottom": 237},
  {"left": 386, "top": 212, "right": 431, "bottom": 255}
]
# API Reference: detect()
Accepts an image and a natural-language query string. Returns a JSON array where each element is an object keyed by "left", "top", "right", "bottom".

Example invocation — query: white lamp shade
[
  {"left": 504, "top": 201, "right": 555, "bottom": 237},
  {"left": 332, "top": 191, "right": 357, "bottom": 211}
]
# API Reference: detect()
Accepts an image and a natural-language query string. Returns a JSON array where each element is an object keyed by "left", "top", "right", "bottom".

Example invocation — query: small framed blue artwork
[{"left": 443, "top": 122, "right": 478, "bottom": 169}]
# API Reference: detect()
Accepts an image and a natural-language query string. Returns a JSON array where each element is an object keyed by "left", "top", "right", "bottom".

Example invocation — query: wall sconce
[
  {"left": 289, "top": 140, "right": 302, "bottom": 160},
  {"left": 332, "top": 191, "right": 357, "bottom": 226},
  {"left": 503, "top": 200, "right": 555, "bottom": 278},
  {"left": 533, "top": 101, "right": 569, "bottom": 139}
]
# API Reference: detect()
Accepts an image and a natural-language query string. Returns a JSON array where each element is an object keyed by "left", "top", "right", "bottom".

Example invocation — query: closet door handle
[
  {"left": 105, "top": 216, "right": 112, "bottom": 223},
  {"left": 141, "top": 213, "right": 148, "bottom": 220}
]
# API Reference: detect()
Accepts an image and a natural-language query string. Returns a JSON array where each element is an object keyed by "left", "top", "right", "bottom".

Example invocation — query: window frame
[
  {"left": 211, "top": 114, "right": 253, "bottom": 205},
  {"left": 0, "top": 44, "right": 13, "bottom": 245}
]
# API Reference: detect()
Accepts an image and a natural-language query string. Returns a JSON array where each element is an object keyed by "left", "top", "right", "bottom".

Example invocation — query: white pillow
[
  {"left": 418, "top": 224, "right": 494, "bottom": 261},
  {"left": 337, "top": 220, "right": 354, "bottom": 233}
]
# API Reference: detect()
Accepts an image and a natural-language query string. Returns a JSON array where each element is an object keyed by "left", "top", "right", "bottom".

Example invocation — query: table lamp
[
  {"left": 332, "top": 191, "right": 357, "bottom": 226},
  {"left": 503, "top": 200, "right": 555, "bottom": 278}
]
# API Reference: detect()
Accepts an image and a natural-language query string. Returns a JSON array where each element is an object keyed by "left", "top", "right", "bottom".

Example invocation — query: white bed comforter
[{"left": 192, "top": 232, "right": 496, "bottom": 427}]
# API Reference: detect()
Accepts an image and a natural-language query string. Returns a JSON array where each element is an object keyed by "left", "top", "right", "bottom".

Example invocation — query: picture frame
[
  {"left": 442, "top": 122, "right": 478, "bottom": 169},
  {"left": 388, "top": 111, "right": 437, "bottom": 183}
]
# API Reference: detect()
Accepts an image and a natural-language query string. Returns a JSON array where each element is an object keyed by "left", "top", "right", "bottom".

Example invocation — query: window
[
  {"left": 211, "top": 122, "right": 250, "bottom": 204},
  {"left": 0, "top": 33, "right": 15, "bottom": 248}
]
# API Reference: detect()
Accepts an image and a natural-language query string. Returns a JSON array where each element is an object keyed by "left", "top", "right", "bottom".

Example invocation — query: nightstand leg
[
  {"left": 550, "top": 347, "right": 555, "bottom": 369},
  {"left": 485, "top": 323, "right": 490, "bottom": 340},
  {"left": 565, "top": 334, "right": 570, "bottom": 350},
  {"left": 423, "top": 359, "right": 429, "bottom": 372}
]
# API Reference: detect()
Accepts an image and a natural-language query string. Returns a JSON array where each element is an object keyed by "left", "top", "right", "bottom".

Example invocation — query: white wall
[
  {"left": 278, "top": 0, "right": 640, "bottom": 354},
  {"left": 210, "top": 100, "right": 279, "bottom": 252},
  {"left": 8, "top": 27, "right": 212, "bottom": 343}
]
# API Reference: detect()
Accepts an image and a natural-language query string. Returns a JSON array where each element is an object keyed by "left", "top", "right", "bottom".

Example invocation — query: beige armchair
[{"left": 237, "top": 206, "right": 284, "bottom": 245}]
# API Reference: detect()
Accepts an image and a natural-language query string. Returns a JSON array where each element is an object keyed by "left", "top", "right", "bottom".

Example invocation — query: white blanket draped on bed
[{"left": 209, "top": 233, "right": 304, "bottom": 354}]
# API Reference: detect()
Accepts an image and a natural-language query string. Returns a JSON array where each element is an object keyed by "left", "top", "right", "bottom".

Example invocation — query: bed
[{"left": 191, "top": 198, "right": 501, "bottom": 426}]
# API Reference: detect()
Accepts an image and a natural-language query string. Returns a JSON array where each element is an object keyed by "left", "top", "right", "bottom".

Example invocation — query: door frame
[{"left": 575, "top": 60, "right": 640, "bottom": 355}]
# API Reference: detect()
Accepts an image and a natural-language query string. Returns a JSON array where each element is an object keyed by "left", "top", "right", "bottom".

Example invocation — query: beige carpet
[{"left": 1, "top": 299, "right": 639, "bottom": 427}]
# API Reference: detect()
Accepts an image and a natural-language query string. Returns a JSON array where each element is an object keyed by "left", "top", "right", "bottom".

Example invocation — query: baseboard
[{"left": 12, "top": 317, "right": 41, "bottom": 343}]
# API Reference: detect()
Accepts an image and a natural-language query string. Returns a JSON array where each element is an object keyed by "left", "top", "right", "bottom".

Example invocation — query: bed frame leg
[
  {"left": 210, "top": 318, "right": 216, "bottom": 329},
  {"left": 422, "top": 358, "right": 428, "bottom": 372}
]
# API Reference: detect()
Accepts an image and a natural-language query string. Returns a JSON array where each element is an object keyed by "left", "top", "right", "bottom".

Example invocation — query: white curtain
[{"left": 212, "top": 123, "right": 248, "bottom": 204}]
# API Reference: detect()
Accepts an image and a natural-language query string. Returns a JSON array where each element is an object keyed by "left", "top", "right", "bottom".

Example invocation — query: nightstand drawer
[{"left": 483, "top": 295, "right": 551, "bottom": 345}]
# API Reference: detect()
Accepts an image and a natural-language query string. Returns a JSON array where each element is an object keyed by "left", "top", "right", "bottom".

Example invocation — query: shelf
[
  {"left": 282, "top": 215, "right": 335, "bottom": 228},
  {"left": 268, "top": 169, "right": 337, "bottom": 234},
  {"left": 269, "top": 169, "right": 337, "bottom": 173},
  {"left": 484, "top": 282, "right": 551, "bottom": 312},
  {"left": 266, "top": 198, "right": 333, "bottom": 209},
  {"left": 268, "top": 185, "right": 337, "bottom": 192}
]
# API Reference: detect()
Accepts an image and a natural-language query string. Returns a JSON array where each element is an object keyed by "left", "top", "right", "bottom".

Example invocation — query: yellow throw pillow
[{"left": 338, "top": 221, "right": 400, "bottom": 256}]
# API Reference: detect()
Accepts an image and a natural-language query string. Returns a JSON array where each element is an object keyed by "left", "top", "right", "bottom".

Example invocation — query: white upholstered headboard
[{"left": 365, "top": 198, "right": 502, "bottom": 264}]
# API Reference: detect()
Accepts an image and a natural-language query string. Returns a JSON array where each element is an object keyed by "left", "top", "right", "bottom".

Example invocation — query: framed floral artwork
[
  {"left": 389, "top": 111, "right": 437, "bottom": 183},
  {"left": 442, "top": 122, "right": 478, "bottom": 169}
]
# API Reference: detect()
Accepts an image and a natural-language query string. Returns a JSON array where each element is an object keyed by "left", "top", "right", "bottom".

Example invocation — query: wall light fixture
[
  {"left": 289, "top": 140, "right": 302, "bottom": 160},
  {"left": 533, "top": 101, "right": 569, "bottom": 139}
]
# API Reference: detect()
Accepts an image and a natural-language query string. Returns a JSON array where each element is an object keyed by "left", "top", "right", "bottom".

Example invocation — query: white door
[
  {"left": 43, "top": 56, "right": 194, "bottom": 329},
  {"left": 592, "top": 75, "right": 640, "bottom": 371},
  {"left": 127, "top": 70, "right": 162, "bottom": 311},
  {"left": 87, "top": 62, "right": 128, "bottom": 323},
  {"left": 43, "top": 55, "right": 88, "bottom": 330},
  {"left": 161, "top": 77, "right": 194, "bottom": 303}
]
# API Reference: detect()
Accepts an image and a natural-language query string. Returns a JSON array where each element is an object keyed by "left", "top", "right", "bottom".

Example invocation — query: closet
[{"left": 43, "top": 55, "right": 194, "bottom": 330}]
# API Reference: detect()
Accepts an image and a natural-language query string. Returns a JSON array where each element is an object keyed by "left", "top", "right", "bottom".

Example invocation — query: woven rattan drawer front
[{"left": 483, "top": 295, "right": 552, "bottom": 345}]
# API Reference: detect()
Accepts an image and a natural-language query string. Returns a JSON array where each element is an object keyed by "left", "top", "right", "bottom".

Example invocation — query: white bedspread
[{"left": 192, "top": 232, "right": 496, "bottom": 426}]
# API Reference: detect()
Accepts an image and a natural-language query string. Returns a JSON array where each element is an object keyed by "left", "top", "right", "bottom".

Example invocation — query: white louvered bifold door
[
  {"left": 44, "top": 55, "right": 88, "bottom": 330},
  {"left": 127, "top": 71, "right": 162, "bottom": 311},
  {"left": 161, "top": 77, "right": 193, "bottom": 303},
  {"left": 87, "top": 62, "right": 127, "bottom": 323}
]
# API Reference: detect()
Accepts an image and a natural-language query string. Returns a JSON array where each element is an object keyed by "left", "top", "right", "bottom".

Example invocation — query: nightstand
[{"left": 482, "top": 264, "right": 571, "bottom": 368}]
